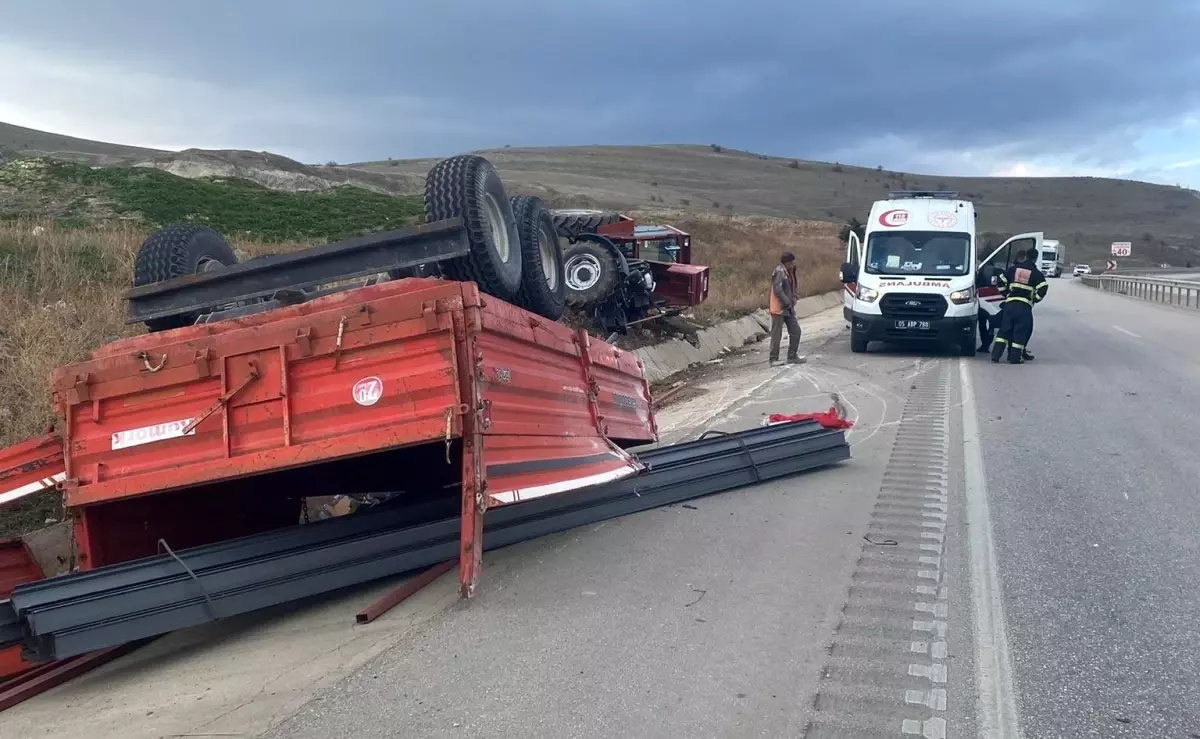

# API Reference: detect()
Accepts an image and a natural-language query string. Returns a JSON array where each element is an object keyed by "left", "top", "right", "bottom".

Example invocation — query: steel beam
[
  {"left": 125, "top": 219, "right": 469, "bottom": 325},
  {"left": 10, "top": 421, "right": 848, "bottom": 661}
]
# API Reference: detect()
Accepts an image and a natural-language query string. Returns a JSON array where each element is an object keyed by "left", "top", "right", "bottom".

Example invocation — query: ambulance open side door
[
  {"left": 841, "top": 231, "right": 863, "bottom": 324},
  {"left": 977, "top": 232, "right": 1044, "bottom": 317}
]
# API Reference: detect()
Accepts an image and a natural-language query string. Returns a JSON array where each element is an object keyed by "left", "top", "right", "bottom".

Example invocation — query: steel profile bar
[
  {"left": 12, "top": 422, "right": 847, "bottom": 661},
  {"left": 24, "top": 423, "right": 845, "bottom": 652},
  {"left": 124, "top": 218, "right": 469, "bottom": 325}
]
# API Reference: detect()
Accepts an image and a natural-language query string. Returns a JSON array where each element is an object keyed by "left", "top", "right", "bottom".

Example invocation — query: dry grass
[
  {"left": 0, "top": 220, "right": 295, "bottom": 447},
  {"left": 635, "top": 211, "right": 844, "bottom": 321}
]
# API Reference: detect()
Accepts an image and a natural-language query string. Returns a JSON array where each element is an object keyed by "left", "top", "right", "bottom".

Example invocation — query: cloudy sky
[{"left": 2, "top": 1, "right": 1198, "bottom": 187}]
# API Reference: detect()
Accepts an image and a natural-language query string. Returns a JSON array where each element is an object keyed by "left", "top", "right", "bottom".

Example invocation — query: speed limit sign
[{"left": 1111, "top": 242, "right": 1132, "bottom": 257}]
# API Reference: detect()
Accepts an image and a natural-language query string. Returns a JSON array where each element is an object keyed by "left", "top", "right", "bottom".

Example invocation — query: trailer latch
[{"left": 182, "top": 361, "right": 261, "bottom": 435}]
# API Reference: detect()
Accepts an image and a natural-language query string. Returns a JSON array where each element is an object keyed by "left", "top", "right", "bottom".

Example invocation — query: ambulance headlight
[
  {"left": 949, "top": 288, "right": 974, "bottom": 305},
  {"left": 856, "top": 285, "right": 879, "bottom": 302}
]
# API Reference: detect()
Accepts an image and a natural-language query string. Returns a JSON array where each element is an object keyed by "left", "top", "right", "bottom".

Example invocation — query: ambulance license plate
[{"left": 894, "top": 320, "right": 930, "bottom": 330}]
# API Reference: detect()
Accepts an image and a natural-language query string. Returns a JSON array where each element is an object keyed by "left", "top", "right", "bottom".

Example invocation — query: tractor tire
[
  {"left": 424, "top": 155, "right": 522, "bottom": 300},
  {"left": 551, "top": 209, "right": 621, "bottom": 239},
  {"left": 562, "top": 241, "right": 619, "bottom": 308},
  {"left": 510, "top": 195, "right": 565, "bottom": 320},
  {"left": 132, "top": 224, "right": 238, "bottom": 331}
]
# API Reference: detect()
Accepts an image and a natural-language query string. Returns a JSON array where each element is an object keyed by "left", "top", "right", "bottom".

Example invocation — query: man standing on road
[
  {"left": 768, "top": 252, "right": 807, "bottom": 365},
  {"left": 990, "top": 247, "right": 1048, "bottom": 364}
]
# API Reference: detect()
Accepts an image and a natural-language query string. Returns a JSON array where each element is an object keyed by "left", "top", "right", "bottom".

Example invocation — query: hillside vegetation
[{"left": 0, "top": 158, "right": 425, "bottom": 240}]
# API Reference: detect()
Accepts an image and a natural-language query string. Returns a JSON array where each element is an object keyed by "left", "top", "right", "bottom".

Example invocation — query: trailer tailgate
[{"left": 53, "top": 279, "right": 467, "bottom": 506}]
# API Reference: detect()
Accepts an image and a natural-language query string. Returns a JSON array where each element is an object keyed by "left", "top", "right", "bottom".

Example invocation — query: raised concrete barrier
[{"left": 636, "top": 290, "right": 844, "bottom": 384}]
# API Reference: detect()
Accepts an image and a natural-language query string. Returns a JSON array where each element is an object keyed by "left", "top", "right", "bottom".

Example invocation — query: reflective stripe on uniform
[
  {"left": 1003, "top": 296, "right": 1033, "bottom": 306},
  {"left": 1008, "top": 282, "right": 1035, "bottom": 292},
  {"left": 1010, "top": 343, "right": 1025, "bottom": 349},
  {"left": 993, "top": 337, "right": 1009, "bottom": 345}
]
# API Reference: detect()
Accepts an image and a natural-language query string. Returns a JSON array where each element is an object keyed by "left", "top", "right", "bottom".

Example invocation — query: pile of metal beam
[{"left": 1, "top": 420, "right": 848, "bottom": 662}]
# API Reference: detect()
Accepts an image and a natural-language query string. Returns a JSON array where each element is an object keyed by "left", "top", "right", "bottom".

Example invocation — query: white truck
[
  {"left": 1038, "top": 239, "right": 1065, "bottom": 277},
  {"left": 840, "top": 190, "right": 1043, "bottom": 355}
]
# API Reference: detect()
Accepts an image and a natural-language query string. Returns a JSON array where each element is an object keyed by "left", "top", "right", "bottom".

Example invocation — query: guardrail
[{"left": 1079, "top": 273, "right": 1200, "bottom": 310}]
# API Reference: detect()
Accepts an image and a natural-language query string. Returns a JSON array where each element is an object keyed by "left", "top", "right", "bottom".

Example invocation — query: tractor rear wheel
[
  {"left": 425, "top": 155, "right": 523, "bottom": 300},
  {"left": 132, "top": 224, "right": 238, "bottom": 331},
  {"left": 510, "top": 195, "right": 565, "bottom": 320}
]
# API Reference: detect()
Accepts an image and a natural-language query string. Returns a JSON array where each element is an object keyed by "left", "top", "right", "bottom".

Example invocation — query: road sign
[
  {"left": 1111, "top": 242, "right": 1132, "bottom": 257},
  {"left": 1106, "top": 260, "right": 1117, "bottom": 272}
]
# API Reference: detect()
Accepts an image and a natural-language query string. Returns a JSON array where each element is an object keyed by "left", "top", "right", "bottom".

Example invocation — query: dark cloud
[{"left": 2, "top": 0, "right": 1198, "bottom": 176}]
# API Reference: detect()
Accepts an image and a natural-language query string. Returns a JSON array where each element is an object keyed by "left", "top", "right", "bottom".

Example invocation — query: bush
[
  {"left": 832, "top": 163, "right": 844, "bottom": 173},
  {"left": 710, "top": 144, "right": 723, "bottom": 153},
  {"left": 788, "top": 160, "right": 800, "bottom": 169}
]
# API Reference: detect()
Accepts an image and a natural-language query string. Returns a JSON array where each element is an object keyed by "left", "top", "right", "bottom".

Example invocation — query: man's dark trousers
[
  {"left": 990, "top": 301, "right": 1033, "bottom": 363},
  {"left": 769, "top": 313, "right": 801, "bottom": 361}
]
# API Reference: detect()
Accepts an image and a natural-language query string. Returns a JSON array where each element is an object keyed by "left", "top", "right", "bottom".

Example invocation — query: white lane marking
[
  {"left": 1123, "top": 491, "right": 1130, "bottom": 500},
  {"left": 960, "top": 357, "right": 1024, "bottom": 739},
  {"left": 1112, "top": 325, "right": 1142, "bottom": 338}
]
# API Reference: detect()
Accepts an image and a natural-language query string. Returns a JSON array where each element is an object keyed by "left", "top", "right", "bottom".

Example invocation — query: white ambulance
[{"left": 840, "top": 190, "right": 1042, "bottom": 355}]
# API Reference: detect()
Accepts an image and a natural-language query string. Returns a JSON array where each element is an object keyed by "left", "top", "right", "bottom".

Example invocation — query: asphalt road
[
  {"left": 264, "top": 313, "right": 968, "bottom": 739},
  {"left": 971, "top": 279, "right": 1200, "bottom": 738}
]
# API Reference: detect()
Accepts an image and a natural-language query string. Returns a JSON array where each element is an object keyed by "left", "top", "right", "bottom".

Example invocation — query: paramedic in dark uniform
[{"left": 990, "top": 248, "right": 1048, "bottom": 364}]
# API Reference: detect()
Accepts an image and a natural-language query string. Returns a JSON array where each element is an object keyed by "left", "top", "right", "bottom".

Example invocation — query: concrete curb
[{"left": 635, "top": 289, "right": 844, "bottom": 384}]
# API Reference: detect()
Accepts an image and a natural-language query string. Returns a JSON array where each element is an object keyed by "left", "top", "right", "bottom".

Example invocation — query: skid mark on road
[
  {"left": 1112, "top": 325, "right": 1142, "bottom": 339},
  {"left": 802, "top": 362, "right": 953, "bottom": 739}
]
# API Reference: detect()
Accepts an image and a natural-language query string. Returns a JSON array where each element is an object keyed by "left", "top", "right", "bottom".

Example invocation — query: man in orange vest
[{"left": 768, "top": 252, "right": 807, "bottom": 365}]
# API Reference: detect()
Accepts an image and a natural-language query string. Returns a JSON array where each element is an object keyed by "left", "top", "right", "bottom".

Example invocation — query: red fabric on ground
[{"left": 767, "top": 405, "right": 854, "bottom": 430}]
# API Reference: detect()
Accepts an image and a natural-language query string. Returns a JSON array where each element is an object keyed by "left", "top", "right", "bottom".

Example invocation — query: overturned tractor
[{"left": 551, "top": 210, "right": 710, "bottom": 335}]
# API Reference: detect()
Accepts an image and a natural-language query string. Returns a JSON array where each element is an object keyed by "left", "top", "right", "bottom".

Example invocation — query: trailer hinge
[
  {"left": 68, "top": 374, "right": 91, "bottom": 404},
  {"left": 193, "top": 349, "right": 214, "bottom": 378},
  {"left": 294, "top": 327, "right": 314, "bottom": 357},
  {"left": 422, "top": 301, "right": 439, "bottom": 331},
  {"left": 474, "top": 353, "right": 485, "bottom": 383},
  {"left": 476, "top": 399, "right": 492, "bottom": 430}
]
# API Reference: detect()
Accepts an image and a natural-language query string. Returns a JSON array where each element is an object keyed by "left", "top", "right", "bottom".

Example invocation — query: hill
[
  {"left": 355, "top": 145, "right": 1200, "bottom": 267},
  {"left": 4, "top": 122, "right": 1197, "bottom": 266}
]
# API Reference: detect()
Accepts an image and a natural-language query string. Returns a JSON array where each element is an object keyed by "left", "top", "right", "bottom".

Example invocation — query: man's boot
[
  {"left": 787, "top": 356, "right": 807, "bottom": 365},
  {"left": 1022, "top": 350, "right": 1035, "bottom": 361},
  {"left": 1007, "top": 347, "right": 1024, "bottom": 364},
  {"left": 990, "top": 341, "right": 1005, "bottom": 363}
]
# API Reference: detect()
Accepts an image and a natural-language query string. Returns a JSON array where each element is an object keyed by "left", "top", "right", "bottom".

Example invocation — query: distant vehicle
[
  {"left": 1038, "top": 239, "right": 1065, "bottom": 277},
  {"left": 1073, "top": 264, "right": 1092, "bottom": 276},
  {"left": 839, "top": 189, "right": 1041, "bottom": 356}
]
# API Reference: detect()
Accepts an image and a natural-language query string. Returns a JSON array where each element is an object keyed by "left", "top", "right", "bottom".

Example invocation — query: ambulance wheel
[
  {"left": 958, "top": 335, "right": 976, "bottom": 356},
  {"left": 850, "top": 329, "right": 868, "bottom": 353}
]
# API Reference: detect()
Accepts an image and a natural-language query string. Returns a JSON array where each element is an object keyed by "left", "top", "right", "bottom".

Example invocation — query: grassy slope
[
  {"left": 357, "top": 145, "right": 1200, "bottom": 267},
  {"left": 0, "top": 158, "right": 425, "bottom": 241}
]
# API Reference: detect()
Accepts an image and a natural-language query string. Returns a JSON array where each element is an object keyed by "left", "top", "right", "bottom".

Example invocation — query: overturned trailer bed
[{"left": 53, "top": 274, "right": 656, "bottom": 595}]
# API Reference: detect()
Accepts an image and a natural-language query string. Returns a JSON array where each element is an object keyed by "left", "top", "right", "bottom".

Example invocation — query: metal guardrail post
[{"left": 1078, "top": 273, "right": 1199, "bottom": 310}]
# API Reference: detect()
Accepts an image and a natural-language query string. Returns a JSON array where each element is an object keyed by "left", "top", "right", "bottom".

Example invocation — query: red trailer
[{"left": 1, "top": 154, "right": 656, "bottom": 598}]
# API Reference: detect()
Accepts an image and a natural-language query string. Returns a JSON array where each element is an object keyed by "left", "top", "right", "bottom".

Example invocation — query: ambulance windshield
[{"left": 864, "top": 232, "right": 971, "bottom": 276}]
